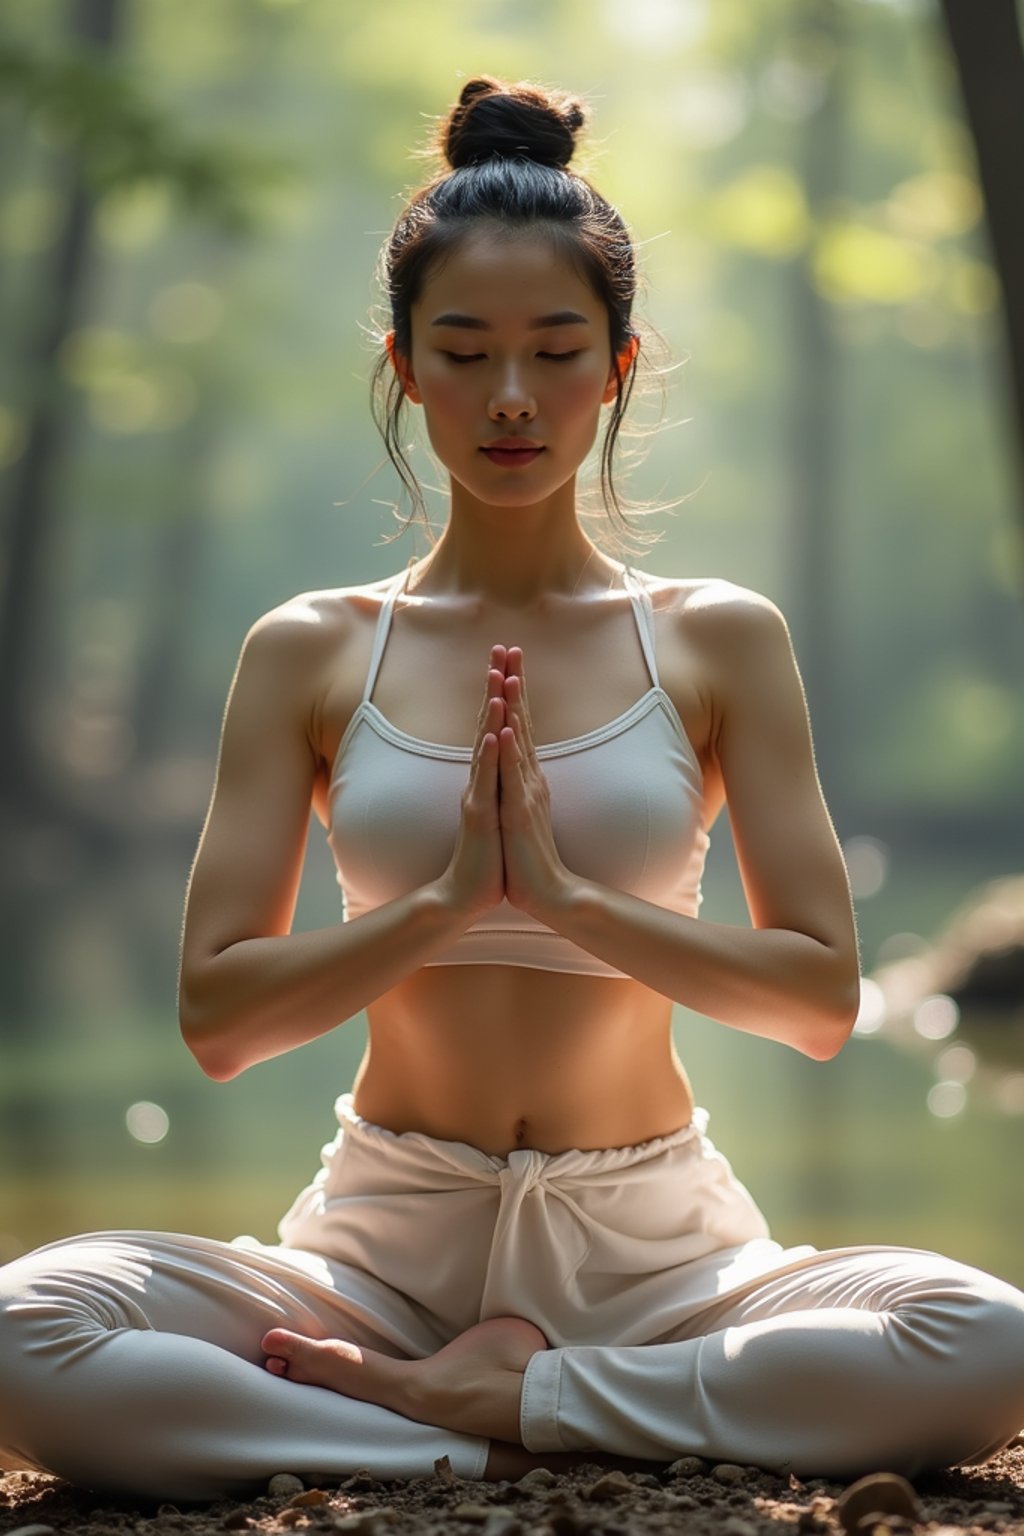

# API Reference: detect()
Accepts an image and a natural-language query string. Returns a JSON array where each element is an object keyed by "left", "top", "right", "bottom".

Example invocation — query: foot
[{"left": 261, "top": 1315, "right": 546, "bottom": 1442}]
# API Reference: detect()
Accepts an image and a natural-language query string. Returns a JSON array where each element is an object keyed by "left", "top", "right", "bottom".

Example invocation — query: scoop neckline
[{"left": 327, "top": 685, "right": 703, "bottom": 798}]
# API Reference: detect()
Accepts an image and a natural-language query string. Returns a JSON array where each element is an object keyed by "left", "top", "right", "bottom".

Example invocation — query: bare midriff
[{"left": 350, "top": 961, "right": 695, "bottom": 1157}]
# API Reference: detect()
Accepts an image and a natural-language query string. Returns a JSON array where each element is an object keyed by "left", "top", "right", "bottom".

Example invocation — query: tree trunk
[{"left": 938, "top": 0, "right": 1024, "bottom": 552}]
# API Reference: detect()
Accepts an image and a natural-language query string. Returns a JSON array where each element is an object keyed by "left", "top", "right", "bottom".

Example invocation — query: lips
[{"left": 480, "top": 445, "right": 546, "bottom": 467}]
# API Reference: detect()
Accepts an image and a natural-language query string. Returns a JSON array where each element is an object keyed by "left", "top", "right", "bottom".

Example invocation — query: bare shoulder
[
  {"left": 237, "top": 578, "right": 398, "bottom": 772},
  {"left": 651, "top": 575, "right": 791, "bottom": 679},
  {"left": 244, "top": 581, "right": 374, "bottom": 648},
  {"left": 240, "top": 576, "right": 394, "bottom": 678},
  {"left": 650, "top": 573, "right": 784, "bottom": 627}
]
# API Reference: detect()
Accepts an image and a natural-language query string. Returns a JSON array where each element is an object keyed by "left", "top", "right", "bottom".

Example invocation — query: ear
[
  {"left": 385, "top": 332, "right": 423, "bottom": 405},
  {"left": 602, "top": 334, "right": 640, "bottom": 404}
]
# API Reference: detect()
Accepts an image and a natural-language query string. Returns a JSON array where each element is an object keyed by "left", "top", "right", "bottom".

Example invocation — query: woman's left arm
[{"left": 535, "top": 589, "right": 861, "bottom": 1059}]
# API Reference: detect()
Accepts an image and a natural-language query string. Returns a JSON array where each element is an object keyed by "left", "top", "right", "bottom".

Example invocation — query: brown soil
[{"left": 3, "top": 1439, "right": 1023, "bottom": 1536}]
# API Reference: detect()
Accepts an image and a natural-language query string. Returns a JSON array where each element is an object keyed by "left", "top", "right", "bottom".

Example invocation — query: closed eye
[{"left": 441, "top": 351, "right": 583, "bottom": 364}]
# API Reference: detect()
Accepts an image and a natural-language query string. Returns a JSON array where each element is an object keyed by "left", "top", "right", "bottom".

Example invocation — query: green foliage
[{"left": 0, "top": 31, "right": 294, "bottom": 233}]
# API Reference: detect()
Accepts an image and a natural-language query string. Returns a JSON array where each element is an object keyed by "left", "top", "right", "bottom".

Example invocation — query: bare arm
[
  {"left": 535, "top": 589, "right": 861, "bottom": 1058},
  {"left": 177, "top": 600, "right": 484, "bottom": 1082}
]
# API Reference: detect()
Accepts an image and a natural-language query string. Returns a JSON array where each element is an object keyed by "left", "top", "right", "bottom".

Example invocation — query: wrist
[
  {"left": 425, "top": 876, "right": 493, "bottom": 926},
  {"left": 530, "top": 871, "right": 592, "bottom": 929}
]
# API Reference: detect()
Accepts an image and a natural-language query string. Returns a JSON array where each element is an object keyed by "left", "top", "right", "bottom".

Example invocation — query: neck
[{"left": 410, "top": 482, "right": 620, "bottom": 610}]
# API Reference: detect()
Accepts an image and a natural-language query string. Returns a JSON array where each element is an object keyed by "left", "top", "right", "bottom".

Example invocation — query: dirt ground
[{"left": 3, "top": 1438, "right": 1023, "bottom": 1536}]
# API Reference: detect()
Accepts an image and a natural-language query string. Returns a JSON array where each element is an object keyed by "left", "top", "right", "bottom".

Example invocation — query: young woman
[{"left": 2, "top": 75, "right": 1023, "bottom": 1504}]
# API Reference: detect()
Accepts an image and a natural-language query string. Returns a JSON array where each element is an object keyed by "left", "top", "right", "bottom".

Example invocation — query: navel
[{"left": 513, "top": 1116, "right": 529, "bottom": 1146}]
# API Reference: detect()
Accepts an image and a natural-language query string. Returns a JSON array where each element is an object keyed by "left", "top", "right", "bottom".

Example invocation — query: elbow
[
  {"left": 804, "top": 972, "right": 861, "bottom": 1061},
  {"left": 178, "top": 985, "right": 242, "bottom": 1083}
]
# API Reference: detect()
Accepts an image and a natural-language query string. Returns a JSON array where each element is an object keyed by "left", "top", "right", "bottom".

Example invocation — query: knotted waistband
[{"left": 333, "top": 1092, "right": 711, "bottom": 1191}]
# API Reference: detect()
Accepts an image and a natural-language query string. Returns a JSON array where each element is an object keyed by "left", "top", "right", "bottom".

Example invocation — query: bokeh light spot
[
  {"left": 926, "top": 1080, "right": 966, "bottom": 1119},
  {"left": 844, "top": 836, "right": 889, "bottom": 899},
  {"left": 126, "top": 1102, "right": 170, "bottom": 1145},
  {"left": 913, "top": 994, "right": 959, "bottom": 1041},
  {"left": 852, "top": 978, "right": 886, "bottom": 1035},
  {"left": 936, "top": 1045, "right": 976, "bottom": 1083}
]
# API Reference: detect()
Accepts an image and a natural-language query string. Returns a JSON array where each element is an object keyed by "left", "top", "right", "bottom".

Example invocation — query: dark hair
[{"left": 366, "top": 75, "right": 674, "bottom": 556}]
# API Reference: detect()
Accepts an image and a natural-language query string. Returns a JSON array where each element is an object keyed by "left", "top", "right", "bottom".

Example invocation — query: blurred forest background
[{"left": 1, "top": 0, "right": 1022, "bottom": 1284}]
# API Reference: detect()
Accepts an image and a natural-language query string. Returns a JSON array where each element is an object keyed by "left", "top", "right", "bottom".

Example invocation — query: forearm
[
  {"left": 544, "top": 879, "right": 860, "bottom": 1058},
  {"left": 179, "top": 881, "right": 469, "bottom": 1080}
]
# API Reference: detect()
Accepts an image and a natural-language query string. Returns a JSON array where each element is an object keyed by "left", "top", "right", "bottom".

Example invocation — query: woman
[{"left": 2, "top": 75, "right": 1023, "bottom": 1504}]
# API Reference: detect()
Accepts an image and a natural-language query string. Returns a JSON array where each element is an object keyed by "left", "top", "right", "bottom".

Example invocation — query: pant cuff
[
  {"left": 520, "top": 1348, "right": 566, "bottom": 1452},
  {"left": 454, "top": 1434, "right": 492, "bottom": 1481}
]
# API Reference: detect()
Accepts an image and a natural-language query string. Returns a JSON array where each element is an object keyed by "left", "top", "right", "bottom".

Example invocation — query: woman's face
[{"left": 387, "top": 227, "right": 637, "bottom": 508}]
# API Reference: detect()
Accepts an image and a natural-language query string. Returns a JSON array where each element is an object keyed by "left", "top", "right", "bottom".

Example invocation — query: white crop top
[{"left": 325, "top": 562, "right": 709, "bottom": 979}]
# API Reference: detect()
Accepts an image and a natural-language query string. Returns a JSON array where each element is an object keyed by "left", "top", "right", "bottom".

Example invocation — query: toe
[{"left": 262, "top": 1327, "right": 303, "bottom": 1355}]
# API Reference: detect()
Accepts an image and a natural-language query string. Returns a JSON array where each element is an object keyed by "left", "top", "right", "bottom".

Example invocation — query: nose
[{"left": 488, "top": 365, "right": 537, "bottom": 422}]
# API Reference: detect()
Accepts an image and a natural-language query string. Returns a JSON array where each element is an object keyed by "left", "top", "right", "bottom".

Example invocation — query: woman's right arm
[{"left": 177, "top": 600, "right": 504, "bottom": 1082}]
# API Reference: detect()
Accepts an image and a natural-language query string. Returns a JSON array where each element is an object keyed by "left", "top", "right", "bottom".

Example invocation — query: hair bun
[{"left": 441, "top": 75, "right": 586, "bottom": 171}]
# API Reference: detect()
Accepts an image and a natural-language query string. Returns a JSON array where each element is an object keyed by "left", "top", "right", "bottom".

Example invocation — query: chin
[{"left": 453, "top": 464, "right": 572, "bottom": 507}]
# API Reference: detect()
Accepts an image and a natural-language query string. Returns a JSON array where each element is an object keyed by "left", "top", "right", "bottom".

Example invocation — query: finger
[
  {"left": 504, "top": 673, "right": 536, "bottom": 758},
  {"left": 499, "top": 724, "right": 523, "bottom": 774},
  {"left": 504, "top": 651, "right": 532, "bottom": 725},
  {"left": 476, "top": 694, "right": 504, "bottom": 754},
  {"left": 472, "top": 719, "right": 501, "bottom": 797},
  {"left": 477, "top": 730, "right": 499, "bottom": 775},
  {"left": 477, "top": 669, "right": 506, "bottom": 735}
]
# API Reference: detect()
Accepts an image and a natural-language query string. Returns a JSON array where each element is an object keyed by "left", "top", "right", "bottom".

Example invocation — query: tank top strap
[
  {"left": 362, "top": 563, "right": 414, "bottom": 705},
  {"left": 621, "top": 563, "right": 660, "bottom": 690}
]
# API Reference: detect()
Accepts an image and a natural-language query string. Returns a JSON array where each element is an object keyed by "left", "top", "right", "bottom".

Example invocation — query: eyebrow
[{"left": 430, "top": 310, "right": 591, "bottom": 331}]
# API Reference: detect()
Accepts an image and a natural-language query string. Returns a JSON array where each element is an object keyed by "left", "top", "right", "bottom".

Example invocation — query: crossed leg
[
  {"left": 268, "top": 1244, "right": 1024, "bottom": 1481},
  {"left": 0, "top": 1229, "right": 505, "bottom": 1500}
]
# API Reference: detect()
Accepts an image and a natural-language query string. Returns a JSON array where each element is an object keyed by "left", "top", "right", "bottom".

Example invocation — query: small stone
[
  {"left": 632, "top": 1472, "right": 662, "bottom": 1488},
  {"left": 157, "top": 1506, "right": 182, "bottom": 1518},
  {"left": 722, "top": 1519, "right": 757, "bottom": 1536},
  {"left": 516, "top": 1467, "right": 557, "bottom": 1489},
  {"left": 453, "top": 1503, "right": 500, "bottom": 1521},
  {"left": 221, "top": 1515, "right": 253, "bottom": 1532},
  {"left": 665, "top": 1493, "right": 698, "bottom": 1510},
  {"left": 288, "top": 1488, "right": 328, "bottom": 1507},
  {"left": 712, "top": 1463, "right": 748, "bottom": 1485},
  {"left": 339, "top": 1469, "right": 380, "bottom": 1491},
  {"left": 855, "top": 1516, "right": 915, "bottom": 1536},
  {"left": 585, "top": 1470, "right": 635, "bottom": 1500},
  {"left": 667, "top": 1456, "right": 707, "bottom": 1478},
  {"left": 976, "top": 1517, "right": 1006, "bottom": 1531},
  {"left": 435, "top": 1453, "right": 458, "bottom": 1485},
  {"left": 983, "top": 1504, "right": 1015, "bottom": 1515},
  {"left": 7, "top": 1526, "right": 59, "bottom": 1536},
  {"left": 278, "top": 1515, "right": 307, "bottom": 1530},
  {"left": 837, "top": 1473, "right": 922, "bottom": 1536},
  {"left": 268, "top": 1472, "right": 305, "bottom": 1498}
]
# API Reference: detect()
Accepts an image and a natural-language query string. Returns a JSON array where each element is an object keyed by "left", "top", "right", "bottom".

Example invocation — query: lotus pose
[{"left": 2, "top": 75, "right": 1023, "bottom": 1503}]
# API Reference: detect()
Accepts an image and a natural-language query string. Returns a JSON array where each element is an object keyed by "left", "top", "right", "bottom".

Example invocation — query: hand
[
  {"left": 498, "top": 647, "right": 574, "bottom": 921},
  {"left": 434, "top": 649, "right": 507, "bottom": 920}
]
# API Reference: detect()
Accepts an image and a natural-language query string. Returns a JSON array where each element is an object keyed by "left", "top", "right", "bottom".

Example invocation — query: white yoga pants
[{"left": 2, "top": 1094, "right": 1023, "bottom": 1502}]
